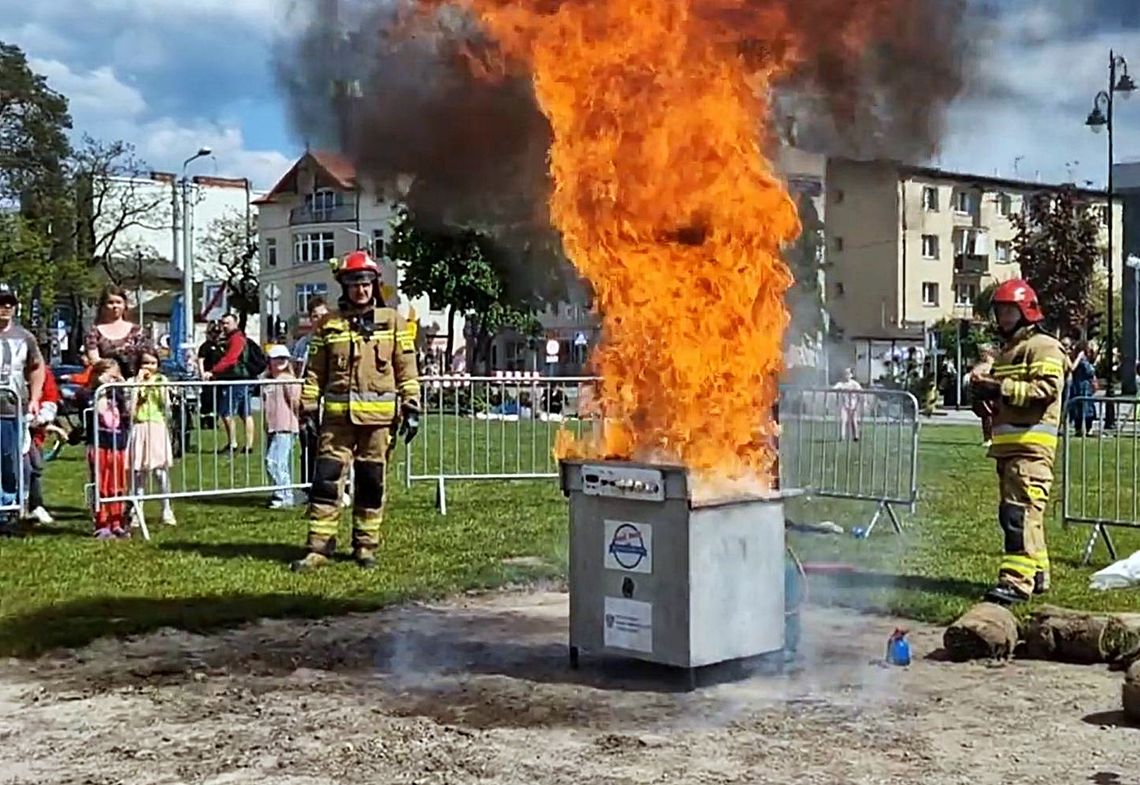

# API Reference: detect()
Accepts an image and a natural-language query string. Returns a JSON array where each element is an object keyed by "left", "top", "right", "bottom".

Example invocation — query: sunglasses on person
[{"left": 0, "top": 298, "right": 17, "bottom": 308}]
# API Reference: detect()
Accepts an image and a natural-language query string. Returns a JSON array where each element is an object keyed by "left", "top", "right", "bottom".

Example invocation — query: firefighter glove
[
  {"left": 398, "top": 407, "right": 420, "bottom": 444},
  {"left": 970, "top": 375, "right": 1002, "bottom": 400},
  {"left": 301, "top": 411, "right": 317, "bottom": 430}
]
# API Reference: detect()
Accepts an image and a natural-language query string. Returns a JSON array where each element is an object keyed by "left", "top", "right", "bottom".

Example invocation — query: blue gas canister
[{"left": 886, "top": 628, "right": 911, "bottom": 666}]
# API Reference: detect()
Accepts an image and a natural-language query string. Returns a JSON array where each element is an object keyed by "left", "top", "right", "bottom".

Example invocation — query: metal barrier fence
[
  {"left": 0, "top": 384, "right": 27, "bottom": 521},
  {"left": 1062, "top": 394, "right": 1140, "bottom": 564},
  {"left": 777, "top": 386, "right": 920, "bottom": 536},
  {"left": 91, "top": 378, "right": 313, "bottom": 539},
  {"left": 406, "top": 374, "right": 599, "bottom": 514}
]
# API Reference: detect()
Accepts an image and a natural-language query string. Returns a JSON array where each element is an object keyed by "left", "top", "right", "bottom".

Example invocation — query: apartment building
[
  {"left": 825, "top": 159, "right": 1124, "bottom": 342},
  {"left": 253, "top": 150, "right": 464, "bottom": 368}
]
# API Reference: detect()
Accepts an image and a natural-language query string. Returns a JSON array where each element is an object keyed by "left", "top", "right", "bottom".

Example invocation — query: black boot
[
  {"left": 984, "top": 583, "right": 1031, "bottom": 606},
  {"left": 1033, "top": 571, "right": 1049, "bottom": 596}
]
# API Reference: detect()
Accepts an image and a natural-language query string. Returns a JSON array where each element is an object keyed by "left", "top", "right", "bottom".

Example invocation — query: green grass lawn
[{"left": 0, "top": 414, "right": 1138, "bottom": 657}]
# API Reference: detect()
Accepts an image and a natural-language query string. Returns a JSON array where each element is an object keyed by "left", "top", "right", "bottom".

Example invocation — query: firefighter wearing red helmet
[
  {"left": 970, "top": 278, "right": 1069, "bottom": 605},
  {"left": 292, "top": 250, "right": 420, "bottom": 572}
]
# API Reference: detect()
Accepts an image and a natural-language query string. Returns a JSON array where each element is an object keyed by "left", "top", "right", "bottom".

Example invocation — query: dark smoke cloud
[
  {"left": 768, "top": 0, "right": 982, "bottom": 162},
  {"left": 274, "top": 0, "right": 552, "bottom": 234},
  {"left": 274, "top": 0, "right": 980, "bottom": 233}
]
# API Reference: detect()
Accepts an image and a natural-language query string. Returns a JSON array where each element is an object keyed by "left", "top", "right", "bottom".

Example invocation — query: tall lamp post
[
  {"left": 1085, "top": 51, "right": 1135, "bottom": 411},
  {"left": 175, "top": 147, "right": 212, "bottom": 360}
]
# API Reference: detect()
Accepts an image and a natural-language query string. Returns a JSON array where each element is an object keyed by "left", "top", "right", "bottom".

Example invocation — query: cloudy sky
[{"left": 4, "top": 0, "right": 1140, "bottom": 192}]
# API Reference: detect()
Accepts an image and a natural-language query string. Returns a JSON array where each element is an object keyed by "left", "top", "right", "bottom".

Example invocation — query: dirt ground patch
[{"left": 0, "top": 589, "right": 1137, "bottom": 784}]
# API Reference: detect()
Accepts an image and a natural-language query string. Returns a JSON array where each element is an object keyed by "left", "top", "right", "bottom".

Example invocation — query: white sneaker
[
  {"left": 341, "top": 492, "right": 352, "bottom": 508},
  {"left": 161, "top": 508, "right": 177, "bottom": 526},
  {"left": 28, "top": 506, "right": 53, "bottom": 524}
]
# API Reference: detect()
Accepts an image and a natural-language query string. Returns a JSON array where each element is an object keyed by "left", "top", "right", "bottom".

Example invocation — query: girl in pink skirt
[{"left": 128, "top": 349, "right": 176, "bottom": 526}]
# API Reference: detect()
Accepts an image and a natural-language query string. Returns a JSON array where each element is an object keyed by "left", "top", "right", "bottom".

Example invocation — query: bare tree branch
[
  {"left": 198, "top": 207, "right": 259, "bottom": 329},
  {"left": 69, "top": 134, "right": 171, "bottom": 273}
]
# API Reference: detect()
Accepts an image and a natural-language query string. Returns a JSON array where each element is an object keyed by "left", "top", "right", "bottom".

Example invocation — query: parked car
[{"left": 43, "top": 360, "right": 203, "bottom": 461}]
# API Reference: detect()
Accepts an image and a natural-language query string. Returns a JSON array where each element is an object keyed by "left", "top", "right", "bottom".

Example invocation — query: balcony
[
  {"left": 954, "top": 253, "right": 989, "bottom": 275},
  {"left": 289, "top": 203, "right": 357, "bottom": 225}
]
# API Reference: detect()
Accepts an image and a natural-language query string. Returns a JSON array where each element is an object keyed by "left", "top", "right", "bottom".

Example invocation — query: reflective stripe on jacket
[
  {"left": 987, "top": 326, "right": 1068, "bottom": 460},
  {"left": 300, "top": 306, "right": 421, "bottom": 426}
]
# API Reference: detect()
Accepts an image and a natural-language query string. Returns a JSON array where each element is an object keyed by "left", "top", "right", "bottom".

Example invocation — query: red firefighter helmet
[
  {"left": 333, "top": 250, "right": 380, "bottom": 284},
  {"left": 991, "top": 278, "right": 1044, "bottom": 323}
]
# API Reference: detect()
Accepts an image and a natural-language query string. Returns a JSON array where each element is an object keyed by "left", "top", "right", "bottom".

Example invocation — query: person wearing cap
[
  {"left": 0, "top": 284, "right": 43, "bottom": 528},
  {"left": 261, "top": 343, "right": 301, "bottom": 509}
]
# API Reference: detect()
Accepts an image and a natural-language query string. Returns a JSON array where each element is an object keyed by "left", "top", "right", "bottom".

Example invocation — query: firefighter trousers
[
  {"left": 305, "top": 421, "right": 397, "bottom": 555},
  {"left": 995, "top": 456, "right": 1053, "bottom": 597}
]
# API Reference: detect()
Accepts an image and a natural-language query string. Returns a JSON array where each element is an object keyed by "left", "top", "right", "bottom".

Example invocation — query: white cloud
[
  {"left": 0, "top": 22, "right": 72, "bottom": 56},
  {"left": 22, "top": 55, "right": 291, "bottom": 189},
  {"left": 133, "top": 119, "right": 292, "bottom": 189},
  {"left": 30, "top": 57, "right": 147, "bottom": 119},
  {"left": 937, "top": 20, "right": 1140, "bottom": 188},
  {"left": 4, "top": 0, "right": 284, "bottom": 29}
]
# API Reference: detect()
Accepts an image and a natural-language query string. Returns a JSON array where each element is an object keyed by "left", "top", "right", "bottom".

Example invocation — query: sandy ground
[{"left": 0, "top": 588, "right": 1137, "bottom": 785}]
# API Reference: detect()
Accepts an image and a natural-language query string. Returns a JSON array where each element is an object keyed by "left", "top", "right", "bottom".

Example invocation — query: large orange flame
[{"left": 428, "top": 0, "right": 888, "bottom": 493}]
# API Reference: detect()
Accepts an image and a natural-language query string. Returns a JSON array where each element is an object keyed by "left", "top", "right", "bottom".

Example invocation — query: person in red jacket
[
  {"left": 202, "top": 313, "right": 255, "bottom": 453},
  {"left": 25, "top": 362, "right": 60, "bottom": 524}
]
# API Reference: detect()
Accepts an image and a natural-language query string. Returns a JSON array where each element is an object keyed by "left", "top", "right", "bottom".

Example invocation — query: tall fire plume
[
  {"left": 428, "top": 0, "right": 921, "bottom": 490},
  {"left": 278, "top": 0, "right": 972, "bottom": 492}
]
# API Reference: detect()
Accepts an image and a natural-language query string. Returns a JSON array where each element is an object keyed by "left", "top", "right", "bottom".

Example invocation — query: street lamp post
[
  {"left": 1086, "top": 51, "right": 1135, "bottom": 414},
  {"left": 177, "top": 147, "right": 212, "bottom": 361}
]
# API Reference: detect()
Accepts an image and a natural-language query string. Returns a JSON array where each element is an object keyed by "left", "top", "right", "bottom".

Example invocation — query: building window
[
  {"left": 922, "top": 282, "right": 940, "bottom": 307},
  {"left": 372, "top": 229, "right": 386, "bottom": 258},
  {"left": 833, "top": 236, "right": 844, "bottom": 252},
  {"left": 264, "top": 238, "right": 277, "bottom": 267},
  {"left": 295, "top": 282, "right": 329, "bottom": 316},
  {"left": 921, "top": 234, "right": 940, "bottom": 259},
  {"left": 994, "top": 241, "right": 1011, "bottom": 263},
  {"left": 293, "top": 231, "right": 335, "bottom": 265},
  {"left": 954, "top": 283, "right": 977, "bottom": 306},
  {"left": 996, "top": 193, "right": 1012, "bottom": 216},
  {"left": 922, "top": 187, "right": 939, "bottom": 211},
  {"left": 305, "top": 188, "right": 342, "bottom": 218},
  {"left": 954, "top": 190, "right": 976, "bottom": 213}
]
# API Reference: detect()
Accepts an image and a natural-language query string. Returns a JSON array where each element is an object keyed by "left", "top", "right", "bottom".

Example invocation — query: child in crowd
[
  {"left": 85, "top": 359, "right": 130, "bottom": 539},
  {"left": 25, "top": 363, "right": 60, "bottom": 525},
  {"left": 128, "top": 349, "right": 176, "bottom": 526},
  {"left": 262, "top": 345, "right": 300, "bottom": 509}
]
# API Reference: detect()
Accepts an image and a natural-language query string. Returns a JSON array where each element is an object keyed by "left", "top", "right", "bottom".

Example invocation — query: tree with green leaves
[
  {"left": 0, "top": 41, "right": 82, "bottom": 343},
  {"left": 1009, "top": 187, "right": 1101, "bottom": 340},
  {"left": 0, "top": 42, "right": 71, "bottom": 205},
  {"left": 388, "top": 207, "right": 566, "bottom": 371}
]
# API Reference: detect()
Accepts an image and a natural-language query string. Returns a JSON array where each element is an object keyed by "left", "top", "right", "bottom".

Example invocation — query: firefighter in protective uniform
[
  {"left": 291, "top": 250, "right": 420, "bottom": 572},
  {"left": 970, "top": 278, "right": 1068, "bottom": 605}
]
